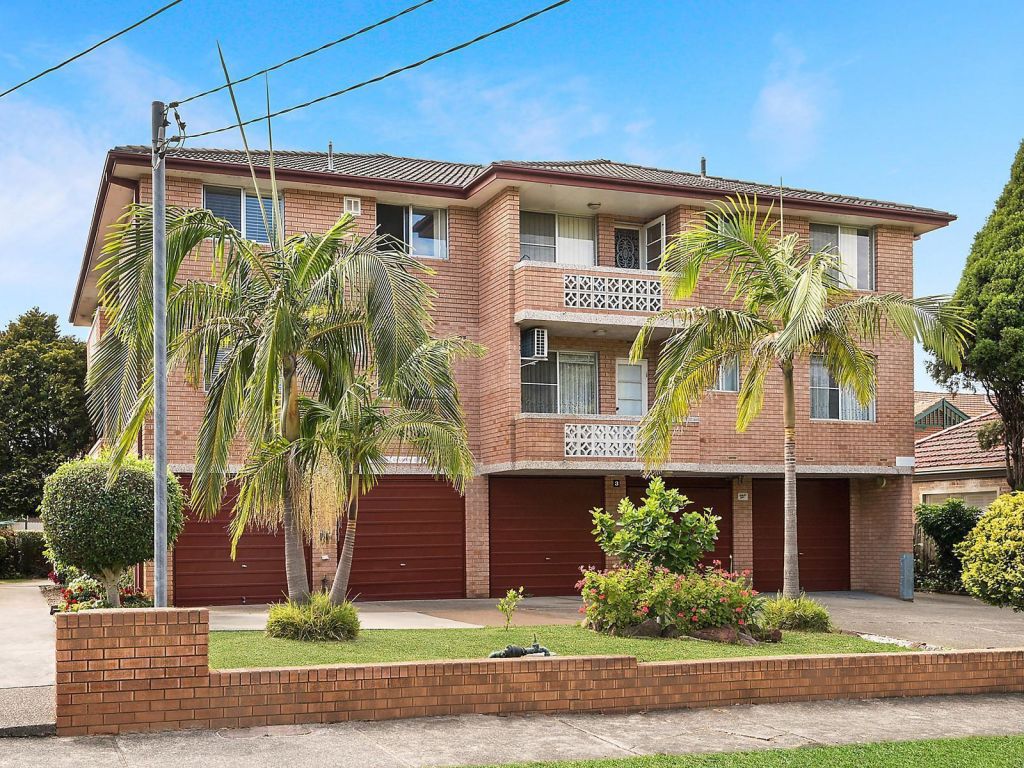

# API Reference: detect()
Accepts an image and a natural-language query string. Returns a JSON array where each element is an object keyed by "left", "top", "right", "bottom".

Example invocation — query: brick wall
[
  {"left": 850, "top": 475, "right": 913, "bottom": 597},
  {"left": 56, "top": 608, "right": 1024, "bottom": 736},
  {"left": 464, "top": 475, "right": 490, "bottom": 597}
]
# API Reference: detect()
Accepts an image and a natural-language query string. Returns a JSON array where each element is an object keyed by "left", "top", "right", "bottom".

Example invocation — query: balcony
[
  {"left": 563, "top": 273, "right": 662, "bottom": 313},
  {"left": 511, "top": 414, "right": 700, "bottom": 465},
  {"left": 564, "top": 422, "right": 638, "bottom": 458}
]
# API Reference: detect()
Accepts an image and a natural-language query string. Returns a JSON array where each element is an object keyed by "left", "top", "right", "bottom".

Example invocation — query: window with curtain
[
  {"left": 519, "top": 212, "right": 595, "bottom": 265},
  {"left": 203, "top": 186, "right": 282, "bottom": 244},
  {"left": 714, "top": 357, "right": 740, "bottom": 393},
  {"left": 520, "top": 352, "right": 598, "bottom": 414},
  {"left": 810, "top": 355, "right": 875, "bottom": 421},
  {"left": 810, "top": 223, "right": 874, "bottom": 290},
  {"left": 375, "top": 203, "right": 448, "bottom": 259}
]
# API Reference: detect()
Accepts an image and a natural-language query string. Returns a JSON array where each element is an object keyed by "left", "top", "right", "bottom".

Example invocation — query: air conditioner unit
[{"left": 520, "top": 327, "right": 548, "bottom": 361}]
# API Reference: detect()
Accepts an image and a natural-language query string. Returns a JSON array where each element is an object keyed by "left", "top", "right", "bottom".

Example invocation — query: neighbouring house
[
  {"left": 914, "top": 410, "right": 1009, "bottom": 510},
  {"left": 70, "top": 147, "right": 956, "bottom": 605},
  {"left": 913, "top": 390, "right": 991, "bottom": 438}
]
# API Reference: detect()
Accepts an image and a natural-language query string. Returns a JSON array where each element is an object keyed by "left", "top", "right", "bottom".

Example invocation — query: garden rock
[
  {"left": 688, "top": 626, "right": 739, "bottom": 644},
  {"left": 617, "top": 618, "right": 663, "bottom": 638}
]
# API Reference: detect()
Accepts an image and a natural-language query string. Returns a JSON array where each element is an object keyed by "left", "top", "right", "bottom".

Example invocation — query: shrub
[
  {"left": 14, "top": 531, "right": 48, "bottom": 577},
  {"left": 40, "top": 455, "right": 184, "bottom": 607},
  {"left": 497, "top": 586, "right": 525, "bottom": 631},
  {"left": 915, "top": 498, "right": 981, "bottom": 592},
  {"left": 266, "top": 592, "right": 360, "bottom": 641},
  {"left": 755, "top": 594, "right": 832, "bottom": 632},
  {"left": 0, "top": 529, "right": 14, "bottom": 578},
  {"left": 57, "top": 573, "right": 152, "bottom": 612},
  {"left": 958, "top": 492, "right": 1024, "bottom": 610},
  {"left": 591, "top": 477, "right": 719, "bottom": 573},
  {"left": 577, "top": 560, "right": 758, "bottom": 634}
]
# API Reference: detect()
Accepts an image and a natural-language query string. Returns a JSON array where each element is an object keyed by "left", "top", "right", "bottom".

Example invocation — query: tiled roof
[
  {"left": 915, "top": 410, "right": 1003, "bottom": 471},
  {"left": 111, "top": 146, "right": 952, "bottom": 219},
  {"left": 913, "top": 391, "right": 992, "bottom": 419}
]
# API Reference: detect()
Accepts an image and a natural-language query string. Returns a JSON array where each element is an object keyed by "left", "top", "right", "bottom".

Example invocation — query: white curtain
[
  {"left": 559, "top": 353, "right": 597, "bottom": 414},
  {"left": 556, "top": 215, "right": 595, "bottom": 266}
]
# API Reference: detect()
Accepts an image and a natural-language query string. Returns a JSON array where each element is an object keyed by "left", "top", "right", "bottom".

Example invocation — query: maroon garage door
[
  {"left": 752, "top": 478, "right": 850, "bottom": 593},
  {"left": 173, "top": 477, "right": 307, "bottom": 607},
  {"left": 340, "top": 477, "right": 465, "bottom": 601},
  {"left": 489, "top": 476, "right": 605, "bottom": 598},
  {"left": 627, "top": 476, "right": 733, "bottom": 569}
]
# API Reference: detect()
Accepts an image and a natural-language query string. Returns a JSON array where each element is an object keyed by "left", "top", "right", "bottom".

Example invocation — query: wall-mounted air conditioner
[{"left": 520, "top": 327, "right": 548, "bottom": 361}]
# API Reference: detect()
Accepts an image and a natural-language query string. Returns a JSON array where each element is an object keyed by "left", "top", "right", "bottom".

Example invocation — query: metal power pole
[{"left": 151, "top": 101, "right": 169, "bottom": 607}]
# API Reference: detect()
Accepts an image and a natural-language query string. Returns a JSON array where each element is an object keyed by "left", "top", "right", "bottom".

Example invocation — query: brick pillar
[
  {"left": 311, "top": 530, "right": 338, "bottom": 594},
  {"left": 465, "top": 474, "right": 490, "bottom": 598},
  {"left": 142, "top": 549, "right": 174, "bottom": 605},
  {"left": 850, "top": 475, "right": 913, "bottom": 598},
  {"left": 731, "top": 477, "right": 753, "bottom": 574},
  {"left": 603, "top": 475, "right": 627, "bottom": 569}
]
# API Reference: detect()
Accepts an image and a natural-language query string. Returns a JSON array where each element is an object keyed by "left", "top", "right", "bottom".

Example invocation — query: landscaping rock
[
  {"left": 688, "top": 626, "right": 739, "bottom": 644},
  {"left": 617, "top": 618, "right": 663, "bottom": 638},
  {"left": 737, "top": 629, "right": 758, "bottom": 646}
]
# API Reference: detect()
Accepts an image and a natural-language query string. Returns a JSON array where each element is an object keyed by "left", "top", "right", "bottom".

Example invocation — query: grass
[
  {"left": 208, "top": 624, "right": 911, "bottom": 669},
  {"left": 468, "top": 737, "right": 1024, "bottom": 767}
]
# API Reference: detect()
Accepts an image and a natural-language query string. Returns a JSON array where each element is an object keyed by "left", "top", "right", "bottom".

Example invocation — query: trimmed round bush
[
  {"left": 958, "top": 492, "right": 1024, "bottom": 610},
  {"left": 755, "top": 594, "right": 832, "bottom": 632},
  {"left": 266, "top": 592, "right": 360, "bottom": 641},
  {"left": 40, "top": 455, "right": 184, "bottom": 607}
]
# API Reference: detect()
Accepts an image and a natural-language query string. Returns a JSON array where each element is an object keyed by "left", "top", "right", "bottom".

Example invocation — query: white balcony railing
[
  {"left": 564, "top": 423, "right": 638, "bottom": 458},
  {"left": 563, "top": 273, "right": 662, "bottom": 313}
]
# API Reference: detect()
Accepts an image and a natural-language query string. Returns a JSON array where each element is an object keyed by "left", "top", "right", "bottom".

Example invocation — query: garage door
[
  {"left": 752, "top": 478, "right": 850, "bottom": 592},
  {"left": 627, "top": 477, "right": 733, "bottom": 570},
  {"left": 340, "top": 476, "right": 465, "bottom": 601},
  {"left": 173, "top": 476, "right": 305, "bottom": 607},
  {"left": 489, "top": 476, "right": 605, "bottom": 597}
]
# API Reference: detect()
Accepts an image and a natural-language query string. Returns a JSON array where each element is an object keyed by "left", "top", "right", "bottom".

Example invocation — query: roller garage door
[
  {"left": 173, "top": 476, "right": 304, "bottom": 607},
  {"left": 489, "top": 476, "right": 605, "bottom": 597},
  {"left": 341, "top": 476, "right": 465, "bottom": 601},
  {"left": 627, "top": 476, "right": 733, "bottom": 569},
  {"left": 752, "top": 478, "right": 850, "bottom": 592}
]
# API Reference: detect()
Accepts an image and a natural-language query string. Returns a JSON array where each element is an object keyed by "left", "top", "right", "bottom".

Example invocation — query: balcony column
[
  {"left": 465, "top": 474, "right": 490, "bottom": 598},
  {"left": 731, "top": 476, "right": 754, "bottom": 575},
  {"left": 603, "top": 475, "right": 628, "bottom": 569}
]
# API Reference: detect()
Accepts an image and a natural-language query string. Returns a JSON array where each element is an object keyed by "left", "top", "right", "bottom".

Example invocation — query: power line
[
  {"left": 183, "top": 0, "right": 571, "bottom": 140},
  {"left": 174, "top": 0, "right": 436, "bottom": 107},
  {"left": 0, "top": 0, "right": 187, "bottom": 100}
]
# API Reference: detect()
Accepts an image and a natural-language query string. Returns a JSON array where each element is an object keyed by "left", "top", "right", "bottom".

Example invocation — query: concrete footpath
[
  {"left": 0, "top": 581, "right": 55, "bottom": 736},
  {"left": 4, "top": 693, "right": 1024, "bottom": 768}
]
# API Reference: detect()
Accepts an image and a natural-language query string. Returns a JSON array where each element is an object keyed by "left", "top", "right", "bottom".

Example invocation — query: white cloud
[{"left": 749, "top": 37, "right": 833, "bottom": 168}]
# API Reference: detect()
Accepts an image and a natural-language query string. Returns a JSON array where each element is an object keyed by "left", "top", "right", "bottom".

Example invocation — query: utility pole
[{"left": 151, "top": 101, "right": 169, "bottom": 608}]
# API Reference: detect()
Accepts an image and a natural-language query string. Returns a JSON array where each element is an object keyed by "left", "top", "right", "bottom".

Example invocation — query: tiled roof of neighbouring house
[
  {"left": 110, "top": 146, "right": 954, "bottom": 219},
  {"left": 913, "top": 390, "right": 992, "bottom": 419},
  {"left": 915, "top": 410, "right": 1004, "bottom": 471}
]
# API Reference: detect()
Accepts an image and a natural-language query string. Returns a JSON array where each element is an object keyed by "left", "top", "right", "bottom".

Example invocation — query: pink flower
[
  {"left": 691, "top": 615, "right": 699, "bottom": 622},
  {"left": 738, "top": 619, "right": 745, "bottom": 626},
  {"left": 640, "top": 605, "right": 649, "bottom": 614},
  {"left": 735, "top": 607, "right": 743, "bottom": 613},
  {"left": 578, "top": 606, "right": 586, "bottom": 614},
  {"left": 741, "top": 569, "right": 751, "bottom": 577},
  {"left": 719, "top": 597, "right": 727, "bottom": 603}
]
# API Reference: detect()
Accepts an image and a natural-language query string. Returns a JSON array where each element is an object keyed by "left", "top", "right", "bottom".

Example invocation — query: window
[
  {"left": 810, "top": 223, "right": 874, "bottom": 290},
  {"left": 519, "top": 212, "right": 595, "bottom": 265},
  {"left": 203, "top": 186, "right": 282, "bottom": 244},
  {"left": 641, "top": 216, "right": 665, "bottom": 270},
  {"left": 614, "top": 227, "right": 641, "bottom": 269},
  {"left": 521, "top": 351, "right": 598, "bottom": 414},
  {"left": 921, "top": 491, "right": 998, "bottom": 510},
  {"left": 616, "top": 359, "right": 647, "bottom": 415},
  {"left": 203, "top": 346, "right": 233, "bottom": 393},
  {"left": 343, "top": 196, "right": 361, "bottom": 215},
  {"left": 810, "top": 355, "right": 875, "bottom": 421},
  {"left": 375, "top": 203, "right": 448, "bottom": 259},
  {"left": 713, "top": 357, "right": 740, "bottom": 393}
]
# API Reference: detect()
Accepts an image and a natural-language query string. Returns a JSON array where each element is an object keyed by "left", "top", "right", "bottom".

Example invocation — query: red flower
[
  {"left": 639, "top": 605, "right": 649, "bottom": 614},
  {"left": 691, "top": 615, "right": 699, "bottom": 622},
  {"left": 719, "top": 596, "right": 727, "bottom": 603},
  {"left": 578, "top": 606, "right": 586, "bottom": 614},
  {"left": 735, "top": 607, "right": 743, "bottom": 613},
  {"left": 599, "top": 594, "right": 606, "bottom": 600},
  {"left": 738, "top": 619, "right": 745, "bottom": 626}
]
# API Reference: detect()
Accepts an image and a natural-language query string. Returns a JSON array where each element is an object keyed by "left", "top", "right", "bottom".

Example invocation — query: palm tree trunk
[
  {"left": 282, "top": 368, "right": 310, "bottom": 603},
  {"left": 781, "top": 361, "right": 800, "bottom": 599},
  {"left": 329, "top": 478, "right": 360, "bottom": 606}
]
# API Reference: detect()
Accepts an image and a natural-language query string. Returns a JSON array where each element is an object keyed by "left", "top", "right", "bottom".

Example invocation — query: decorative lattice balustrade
[
  {"left": 563, "top": 273, "right": 662, "bottom": 313},
  {"left": 564, "top": 422, "right": 638, "bottom": 458}
]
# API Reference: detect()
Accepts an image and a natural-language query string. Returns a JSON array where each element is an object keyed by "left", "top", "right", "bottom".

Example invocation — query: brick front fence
[{"left": 55, "top": 608, "right": 1024, "bottom": 736}]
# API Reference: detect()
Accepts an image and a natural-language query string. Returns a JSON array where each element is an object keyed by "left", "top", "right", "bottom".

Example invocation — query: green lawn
[
  {"left": 208, "top": 624, "right": 910, "bottom": 669},
  {"left": 470, "top": 737, "right": 1024, "bottom": 767}
]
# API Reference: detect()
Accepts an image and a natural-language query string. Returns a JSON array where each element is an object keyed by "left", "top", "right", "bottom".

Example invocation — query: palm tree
[
  {"left": 245, "top": 363, "right": 476, "bottom": 606},
  {"left": 88, "top": 208, "right": 445, "bottom": 602},
  {"left": 631, "top": 196, "right": 971, "bottom": 598}
]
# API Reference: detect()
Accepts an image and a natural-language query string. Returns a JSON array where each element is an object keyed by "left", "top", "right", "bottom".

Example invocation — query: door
[
  {"left": 626, "top": 477, "right": 733, "bottom": 569},
  {"left": 641, "top": 215, "right": 666, "bottom": 270},
  {"left": 489, "top": 477, "right": 605, "bottom": 597},
  {"left": 341, "top": 476, "right": 466, "bottom": 601},
  {"left": 173, "top": 475, "right": 305, "bottom": 607},
  {"left": 616, "top": 359, "right": 647, "bottom": 416},
  {"left": 752, "top": 478, "right": 850, "bottom": 592}
]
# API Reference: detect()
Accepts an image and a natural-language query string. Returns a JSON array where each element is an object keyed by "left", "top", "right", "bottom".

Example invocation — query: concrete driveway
[
  {"left": 0, "top": 580, "right": 56, "bottom": 735},
  {"left": 814, "top": 591, "right": 1024, "bottom": 649}
]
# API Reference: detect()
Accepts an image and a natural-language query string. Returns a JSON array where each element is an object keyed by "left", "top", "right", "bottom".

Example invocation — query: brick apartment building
[{"left": 70, "top": 147, "right": 955, "bottom": 605}]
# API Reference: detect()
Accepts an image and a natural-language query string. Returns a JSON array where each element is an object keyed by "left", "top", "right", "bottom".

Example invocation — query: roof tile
[{"left": 915, "top": 410, "right": 1003, "bottom": 471}]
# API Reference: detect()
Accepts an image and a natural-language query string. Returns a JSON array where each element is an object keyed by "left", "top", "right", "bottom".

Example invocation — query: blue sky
[{"left": 1, "top": 0, "right": 1022, "bottom": 388}]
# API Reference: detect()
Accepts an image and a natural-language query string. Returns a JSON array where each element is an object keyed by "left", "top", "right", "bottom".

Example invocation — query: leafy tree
[
  {"left": 915, "top": 497, "right": 981, "bottom": 591},
  {"left": 632, "top": 196, "right": 971, "bottom": 598},
  {"left": 958, "top": 492, "right": 1024, "bottom": 610},
  {"left": 0, "top": 309, "right": 93, "bottom": 520},
  {"left": 591, "top": 477, "right": 719, "bottom": 573},
  {"left": 40, "top": 455, "right": 184, "bottom": 606},
  {"left": 929, "top": 140, "right": 1024, "bottom": 490}
]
